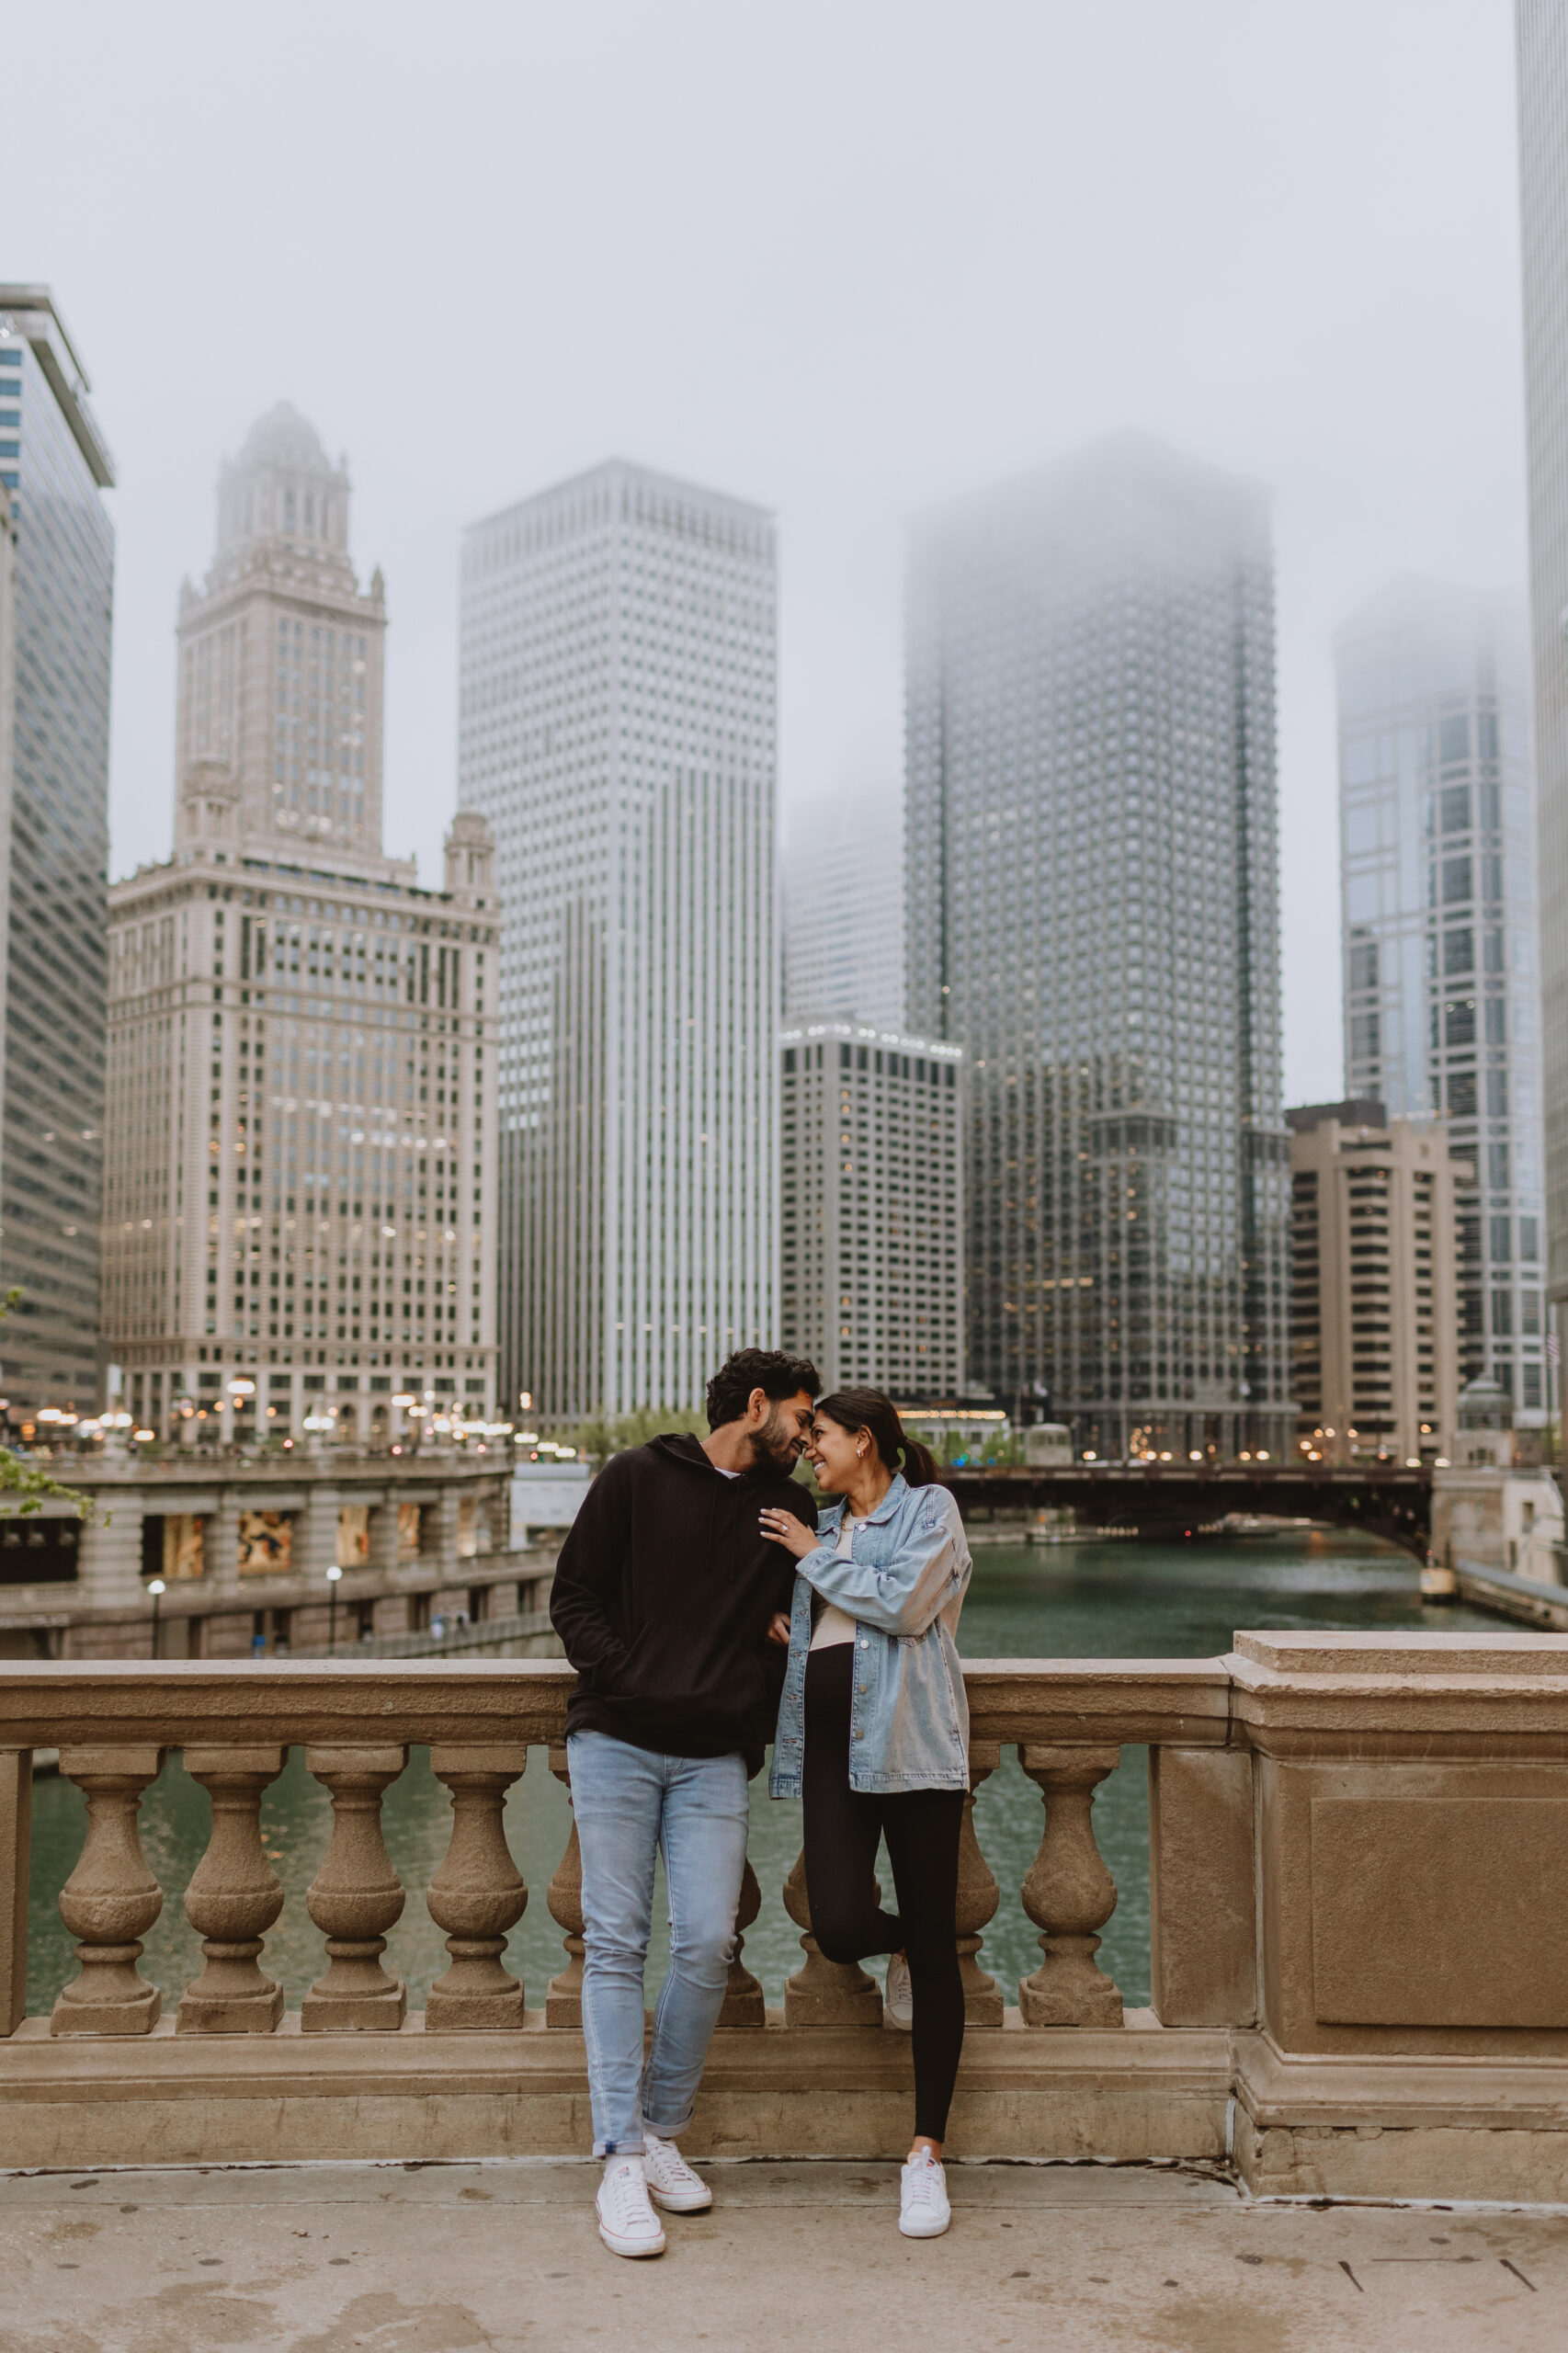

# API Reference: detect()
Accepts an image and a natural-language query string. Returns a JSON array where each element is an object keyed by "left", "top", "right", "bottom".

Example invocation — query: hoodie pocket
[{"left": 612, "top": 1615, "right": 765, "bottom": 1719}]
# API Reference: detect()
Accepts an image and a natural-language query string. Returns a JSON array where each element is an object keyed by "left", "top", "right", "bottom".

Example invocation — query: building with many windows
[
  {"left": 459, "top": 460, "right": 777, "bottom": 1424},
  {"left": 102, "top": 406, "right": 498, "bottom": 1444},
  {"left": 904, "top": 434, "right": 1291, "bottom": 1455},
  {"left": 1286, "top": 1100, "right": 1467, "bottom": 1465},
  {"left": 0, "top": 287, "right": 115, "bottom": 1416},
  {"left": 1335, "top": 580, "right": 1548, "bottom": 1425},
  {"left": 782, "top": 800, "right": 905, "bottom": 1030},
  {"left": 778, "top": 1015, "right": 964, "bottom": 1394},
  {"left": 1517, "top": 0, "right": 1568, "bottom": 1345}
]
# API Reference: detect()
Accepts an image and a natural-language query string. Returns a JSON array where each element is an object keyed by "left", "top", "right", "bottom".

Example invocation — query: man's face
[{"left": 746, "top": 1390, "right": 816, "bottom": 1472}]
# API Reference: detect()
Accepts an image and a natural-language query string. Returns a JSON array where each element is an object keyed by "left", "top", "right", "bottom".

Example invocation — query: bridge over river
[{"left": 943, "top": 1461, "right": 1433, "bottom": 1555}]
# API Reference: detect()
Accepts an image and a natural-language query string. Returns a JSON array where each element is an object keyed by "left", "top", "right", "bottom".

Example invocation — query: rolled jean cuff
[
  {"left": 594, "top": 2132, "right": 645, "bottom": 2160},
  {"left": 642, "top": 2101, "right": 696, "bottom": 2142}
]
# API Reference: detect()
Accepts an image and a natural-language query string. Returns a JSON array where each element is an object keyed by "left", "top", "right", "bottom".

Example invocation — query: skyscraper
[
  {"left": 0, "top": 288, "right": 115, "bottom": 1415},
  {"left": 782, "top": 798, "right": 905, "bottom": 1029},
  {"left": 103, "top": 405, "right": 498, "bottom": 1443},
  {"left": 778, "top": 1014, "right": 964, "bottom": 1394},
  {"left": 905, "top": 435, "right": 1290, "bottom": 1458},
  {"left": 460, "top": 460, "right": 777, "bottom": 1424},
  {"left": 1287, "top": 1101, "right": 1468, "bottom": 1465},
  {"left": 1335, "top": 581, "right": 1547, "bottom": 1425},
  {"left": 1517, "top": 2, "right": 1568, "bottom": 1359}
]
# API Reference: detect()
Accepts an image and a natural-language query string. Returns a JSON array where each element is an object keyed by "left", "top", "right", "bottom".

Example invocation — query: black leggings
[{"left": 801, "top": 1643, "right": 966, "bottom": 2144}]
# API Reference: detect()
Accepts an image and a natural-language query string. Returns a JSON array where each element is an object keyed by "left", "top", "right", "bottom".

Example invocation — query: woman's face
[{"left": 807, "top": 1412, "right": 871, "bottom": 1495}]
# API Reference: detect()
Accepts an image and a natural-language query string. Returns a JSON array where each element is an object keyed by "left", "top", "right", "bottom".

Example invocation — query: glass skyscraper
[
  {"left": 1517, "top": 1, "right": 1568, "bottom": 1369},
  {"left": 0, "top": 288, "right": 114, "bottom": 1415},
  {"left": 1335, "top": 580, "right": 1548, "bottom": 1424},
  {"left": 459, "top": 460, "right": 777, "bottom": 1424},
  {"left": 782, "top": 800, "right": 905, "bottom": 1030},
  {"left": 904, "top": 434, "right": 1290, "bottom": 1458}
]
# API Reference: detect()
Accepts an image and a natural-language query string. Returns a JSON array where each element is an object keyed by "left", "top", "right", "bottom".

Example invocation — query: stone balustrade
[{"left": 2, "top": 1634, "right": 1567, "bottom": 2202}]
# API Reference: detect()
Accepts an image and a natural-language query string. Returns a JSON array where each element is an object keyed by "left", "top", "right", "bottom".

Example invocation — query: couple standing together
[{"left": 550, "top": 1347, "right": 973, "bottom": 2257}]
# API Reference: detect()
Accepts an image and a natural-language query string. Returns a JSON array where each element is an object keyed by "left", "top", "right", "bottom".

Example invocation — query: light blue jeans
[{"left": 566, "top": 1730, "right": 751, "bottom": 2157}]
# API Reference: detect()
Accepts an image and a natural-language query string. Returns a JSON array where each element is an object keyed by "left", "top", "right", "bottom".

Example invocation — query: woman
[{"left": 759, "top": 1389, "right": 971, "bottom": 2241}]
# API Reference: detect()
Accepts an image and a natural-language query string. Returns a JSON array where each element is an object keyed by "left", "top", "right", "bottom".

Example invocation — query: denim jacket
[{"left": 768, "top": 1473, "right": 971, "bottom": 1797}]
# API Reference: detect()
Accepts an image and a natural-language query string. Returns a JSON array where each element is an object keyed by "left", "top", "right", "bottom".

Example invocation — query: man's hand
[
  {"left": 759, "top": 1506, "right": 818, "bottom": 1561},
  {"left": 766, "top": 1611, "right": 791, "bottom": 1646}
]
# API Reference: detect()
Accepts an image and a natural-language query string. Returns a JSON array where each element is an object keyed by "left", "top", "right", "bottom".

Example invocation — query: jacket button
[
  {"left": 853, "top": 1727, "right": 863, "bottom": 1739},
  {"left": 858, "top": 1638, "right": 869, "bottom": 1650},
  {"left": 857, "top": 1683, "right": 868, "bottom": 1695}
]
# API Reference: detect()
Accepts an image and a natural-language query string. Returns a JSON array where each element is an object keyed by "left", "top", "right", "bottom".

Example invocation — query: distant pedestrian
[
  {"left": 760, "top": 1388, "right": 971, "bottom": 2240},
  {"left": 550, "top": 1347, "right": 820, "bottom": 2259}
]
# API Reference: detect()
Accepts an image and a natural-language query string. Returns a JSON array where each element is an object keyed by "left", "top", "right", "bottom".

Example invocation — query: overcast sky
[{"left": 8, "top": 0, "right": 1527, "bottom": 1101}]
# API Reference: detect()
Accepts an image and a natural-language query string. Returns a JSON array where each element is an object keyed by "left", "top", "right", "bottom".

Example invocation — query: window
[{"left": 1439, "top": 783, "right": 1471, "bottom": 832}]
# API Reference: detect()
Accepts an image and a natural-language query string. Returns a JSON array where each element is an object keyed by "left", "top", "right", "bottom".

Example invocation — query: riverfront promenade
[{"left": 1, "top": 2156, "right": 1562, "bottom": 2351}]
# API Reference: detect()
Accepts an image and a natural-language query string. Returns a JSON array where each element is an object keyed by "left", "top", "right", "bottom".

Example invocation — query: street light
[
  {"left": 326, "top": 1563, "right": 343, "bottom": 1654},
  {"left": 148, "top": 1577, "right": 165, "bottom": 1660}
]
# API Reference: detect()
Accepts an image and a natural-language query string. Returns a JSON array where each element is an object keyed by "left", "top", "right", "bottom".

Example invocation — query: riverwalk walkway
[{"left": 1, "top": 2156, "right": 1561, "bottom": 2353}]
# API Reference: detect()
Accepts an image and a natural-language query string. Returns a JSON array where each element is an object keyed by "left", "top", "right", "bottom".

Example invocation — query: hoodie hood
[{"left": 649, "top": 1429, "right": 788, "bottom": 1480}]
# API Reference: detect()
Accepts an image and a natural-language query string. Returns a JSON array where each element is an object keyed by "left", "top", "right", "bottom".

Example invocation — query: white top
[{"left": 809, "top": 1518, "right": 859, "bottom": 1651}]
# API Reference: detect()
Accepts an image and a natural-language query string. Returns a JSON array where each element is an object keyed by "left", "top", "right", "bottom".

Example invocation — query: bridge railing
[{"left": 3, "top": 1637, "right": 1566, "bottom": 2199}]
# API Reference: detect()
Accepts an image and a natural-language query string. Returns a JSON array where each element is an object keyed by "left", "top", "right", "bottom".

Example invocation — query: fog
[{"left": 6, "top": 0, "right": 1526, "bottom": 1100}]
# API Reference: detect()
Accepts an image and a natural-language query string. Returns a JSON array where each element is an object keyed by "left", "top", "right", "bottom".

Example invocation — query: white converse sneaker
[
  {"left": 642, "top": 2131, "right": 713, "bottom": 2213},
  {"left": 596, "top": 2155, "right": 667, "bottom": 2257},
  {"left": 884, "top": 1951, "right": 914, "bottom": 2029},
  {"left": 899, "top": 2150, "right": 951, "bottom": 2239}
]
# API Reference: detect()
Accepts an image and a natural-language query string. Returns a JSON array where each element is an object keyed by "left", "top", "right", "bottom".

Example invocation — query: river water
[{"left": 25, "top": 1531, "right": 1500, "bottom": 2018}]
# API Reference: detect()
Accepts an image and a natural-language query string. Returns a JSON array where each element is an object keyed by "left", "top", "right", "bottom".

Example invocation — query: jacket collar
[{"left": 818, "top": 1471, "right": 909, "bottom": 1531}]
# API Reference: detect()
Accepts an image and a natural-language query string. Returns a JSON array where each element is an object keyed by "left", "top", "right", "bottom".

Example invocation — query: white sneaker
[
  {"left": 642, "top": 2131, "right": 713, "bottom": 2213},
  {"left": 596, "top": 2156, "right": 667, "bottom": 2257},
  {"left": 899, "top": 2150, "right": 951, "bottom": 2239},
  {"left": 885, "top": 1951, "right": 914, "bottom": 2029}
]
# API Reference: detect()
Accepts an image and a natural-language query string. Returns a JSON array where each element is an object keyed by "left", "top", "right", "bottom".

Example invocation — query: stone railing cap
[{"left": 1232, "top": 1631, "right": 1568, "bottom": 1678}]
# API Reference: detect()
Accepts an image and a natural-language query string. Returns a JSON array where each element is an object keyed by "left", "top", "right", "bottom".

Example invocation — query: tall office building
[
  {"left": 460, "top": 460, "right": 777, "bottom": 1424},
  {"left": 1335, "top": 581, "right": 1548, "bottom": 1423},
  {"left": 782, "top": 799, "right": 905, "bottom": 1029},
  {"left": 1517, "top": 4, "right": 1568, "bottom": 1358},
  {"left": 1287, "top": 1101, "right": 1467, "bottom": 1465},
  {"left": 905, "top": 435, "right": 1290, "bottom": 1457},
  {"left": 778, "top": 1015, "right": 964, "bottom": 1393},
  {"left": 0, "top": 289, "right": 115, "bottom": 1415},
  {"left": 103, "top": 405, "right": 498, "bottom": 1442}
]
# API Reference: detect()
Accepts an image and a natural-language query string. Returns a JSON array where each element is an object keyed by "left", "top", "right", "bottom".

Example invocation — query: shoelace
[
  {"left": 904, "top": 2164, "right": 944, "bottom": 2209},
  {"left": 604, "top": 2164, "right": 654, "bottom": 2227}
]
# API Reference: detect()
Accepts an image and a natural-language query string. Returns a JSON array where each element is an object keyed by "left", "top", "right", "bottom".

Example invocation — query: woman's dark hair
[{"left": 812, "top": 1388, "right": 939, "bottom": 1486}]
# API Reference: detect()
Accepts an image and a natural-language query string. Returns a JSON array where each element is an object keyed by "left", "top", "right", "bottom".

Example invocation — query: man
[{"left": 550, "top": 1347, "right": 820, "bottom": 2259}]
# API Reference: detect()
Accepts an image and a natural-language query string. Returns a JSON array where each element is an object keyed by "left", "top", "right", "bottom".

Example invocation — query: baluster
[
  {"left": 1, "top": 1748, "right": 31, "bottom": 2037},
  {"left": 1018, "top": 1744, "right": 1123, "bottom": 2027},
  {"left": 544, "top": 1745, "right": 585, "bottom": 2028},
  {"left": 51, "top": 1745, "right": 166, "bottom": 2036},
  {"left": 957, "top": 1741, "right": 1004, "bottom": 2026},
  {"left": 782, "top": 1847, "right": 882, "bottom": 2025},
  {"left": 425, "top": 1745, "right": 529, "bottom": 2030},
  {"left": 301, "top": 1745, "right": 408, "bottom": 2031},
  {"left": 178, "top": 1746, "right": 287, "bottom": 2032},
  {"left": 717, "top": 1857, "right": 765, "bottom": 2027}
]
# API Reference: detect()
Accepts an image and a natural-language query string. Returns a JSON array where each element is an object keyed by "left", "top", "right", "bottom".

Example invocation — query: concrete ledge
[
  {"left": 1233, "top": 2030, "right": 1568, "bottom": 2200},
  {"left": 0, "top": 2009, "right": 1231, "bottom": 2171}
]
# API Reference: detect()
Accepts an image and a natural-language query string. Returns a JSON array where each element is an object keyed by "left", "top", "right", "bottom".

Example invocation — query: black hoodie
[{"left": 549, "top": 1432, "right": 816, "bottom": 1772}]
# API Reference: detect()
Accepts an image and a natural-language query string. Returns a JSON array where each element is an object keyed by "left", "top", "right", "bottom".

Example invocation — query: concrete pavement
[{"left": 0, "top": 2156, "right": 1562, "bottom": 2352}]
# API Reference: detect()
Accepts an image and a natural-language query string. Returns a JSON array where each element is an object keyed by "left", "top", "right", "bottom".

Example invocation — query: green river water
[{"left": 25, "top": 1532, "right": 1500, "bottom": 2018}]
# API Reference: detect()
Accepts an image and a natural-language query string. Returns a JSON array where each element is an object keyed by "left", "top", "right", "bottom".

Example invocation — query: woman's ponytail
[{"left": 813, "top": 1388, "right": 940, "bottom": 1487}]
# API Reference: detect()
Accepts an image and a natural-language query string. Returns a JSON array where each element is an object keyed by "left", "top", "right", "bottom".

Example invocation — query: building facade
[
  {"left": 1517, "top": 0, "right": 1568, "bottom": 1340},
  {"left": 778, "top": 1015, "right": 964, "bottom": 1394},
  {"left": 102, "top": 406, "right": 498, "bottom": 1444},
  {"left": 904, "top": 434, "right": 1291, "bottom": 1457},
  {"left": 1286, "top": 1101, "right": 1466, "bottom": 1466},
  {"left": 459, "top": 460, "right": 777, "bottom": 1424},
  {"left": 1335, "top": 581, "right": 1549, "bottom": 1425},
  {"left": 0, "top": 288, "right": 115, "bottom": 1415},
  {"left": 782, "top": 802, "right": 905, "bottom": 1030}
]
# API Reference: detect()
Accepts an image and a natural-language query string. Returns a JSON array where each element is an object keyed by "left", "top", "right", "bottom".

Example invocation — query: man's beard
[{"left": 745, "top": 1406, "right": 801, "bottom": 1473}]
